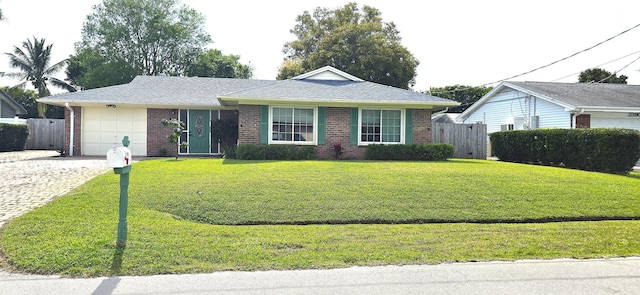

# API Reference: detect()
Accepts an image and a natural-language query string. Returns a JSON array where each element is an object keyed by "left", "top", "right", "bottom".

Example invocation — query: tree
[
  {"left": 161, "top": 118, "right": 187, "bottom": 160},
  {"left": 428, "top": 85, "right": 492, "bottom": 113},
  {"left": 68, "top": 0, "right": 211, "bottom": 89},
  {"left": 186, "top": 49, "right": 253, "bottom": 78},
  {"left": 578, "top": 68, "right": 627, "bottom": 84},
  {"left": 279, "top": 2, "right": 419, "bottom": 89},
  {"left": 1, "top": 37, "right": 75, "bottom": 118}
]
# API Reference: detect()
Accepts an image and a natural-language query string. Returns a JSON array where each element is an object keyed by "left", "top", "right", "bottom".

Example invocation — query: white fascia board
[
  {"left": 457, "top": 82, "right": 507, "bottom": 121},
  {"left": 291, "top": 66, "right": 364, "bottom": 81}
]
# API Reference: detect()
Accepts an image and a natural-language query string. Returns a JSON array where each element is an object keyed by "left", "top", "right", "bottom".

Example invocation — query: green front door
[{"left": 188, "top": 110, "right": 210, "bottom": 154}]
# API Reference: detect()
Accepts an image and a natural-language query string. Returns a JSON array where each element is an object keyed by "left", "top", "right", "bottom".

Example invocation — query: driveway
[{"left": 0, "top": 151, "right": 110, "bottom": 226}]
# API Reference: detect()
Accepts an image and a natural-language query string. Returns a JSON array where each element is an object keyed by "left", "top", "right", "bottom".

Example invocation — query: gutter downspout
[
  {"left": 571, "top": 108, "right": 584, "bottom": 129},
  {"left": 432, "top": 107, "right": 449, "bottom": 116},
  {"left": 65, "top": 102, "right": 74, "bottom": 156}
]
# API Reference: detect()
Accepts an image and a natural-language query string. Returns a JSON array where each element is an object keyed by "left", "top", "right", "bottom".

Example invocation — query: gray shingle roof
[
  {"left": 40, "top": 75, "right": 457, "bottom": 108},
  {"left": 507, "top": 81, "right": 640, "bottom": 108},
  {"left": 221, "top": 79, "right": 456, "bottom": 106},
  {"left": 40, "top": 76, "right": 275, "bottom": 107}
]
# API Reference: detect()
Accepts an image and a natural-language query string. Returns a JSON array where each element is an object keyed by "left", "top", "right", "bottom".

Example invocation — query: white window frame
[
  {"left": 268, "top": 106, "right": 317, "bottom": 145},
  {"left": 358, "top": 108, "right": 405, "bottom": 145}
]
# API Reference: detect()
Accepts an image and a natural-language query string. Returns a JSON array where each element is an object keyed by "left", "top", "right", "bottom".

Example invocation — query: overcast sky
[{"left": 1, "top": 0, "right": 640, "bottom": 93}]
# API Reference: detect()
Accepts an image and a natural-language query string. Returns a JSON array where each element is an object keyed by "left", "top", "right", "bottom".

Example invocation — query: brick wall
[
  {"left": 238, "top": 105, "right": 261, "bottom": 144},
  {"left": 412, "top": 109, "right": 433, "bottom": 144},
  {"left": 64, "top": 106, "right": 82, "bottom": 156},
  {"left": 147, "top": 108, "right": 179, "bottom": 157},
  {"left": 235, "top": 105, "right": 433, "bottom": 160}
]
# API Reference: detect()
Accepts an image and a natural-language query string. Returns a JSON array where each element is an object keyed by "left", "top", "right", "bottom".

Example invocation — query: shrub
[
  {"left": 236, "top": 144, "right": 316, "bottom": 160},
  {"left": 0, "top": 123, "right": 29, "bottom": 152},
  {"left": 365, "top": 144, "right": 454, "bottom": 161},
  {"left": 490, "top": 128, "right": 640, "bottom": 174}
]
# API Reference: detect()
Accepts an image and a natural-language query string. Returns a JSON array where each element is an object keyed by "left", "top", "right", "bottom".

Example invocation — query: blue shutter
[
  {"left": 317, "top": 107, "right": 326, "bottom": 145},
  {"left": 260, "top": 105, "right": 269, "bottom": 144},
  {"left": 350, "top": 108, "right": 359, "bottom": 146},
  {"left": 405, "top": 108, "right": 413, "bottom": 144}
]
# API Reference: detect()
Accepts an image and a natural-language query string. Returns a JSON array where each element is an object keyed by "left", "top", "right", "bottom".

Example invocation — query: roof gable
[
  {"left": 0, "top": 90, "right": 27, "bottom": 115},
  {"left": 291, "top": 66, "right": 364, "bottom": 81},
  {"left": 459, "top": 81, "right": 640, "bottom": 120}
]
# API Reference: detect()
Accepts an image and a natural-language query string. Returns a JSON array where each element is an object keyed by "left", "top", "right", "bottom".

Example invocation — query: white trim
[
  {"left": 291, "top": 66, "right": 364, "bottom": 81},
  {"left": 357, "top": 108, "right": 405, "bottom": 146},
  {"left": 268, "top": 106, "right": 318, "bottom": 145}
]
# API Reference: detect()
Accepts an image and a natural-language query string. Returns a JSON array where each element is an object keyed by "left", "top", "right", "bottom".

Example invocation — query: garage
[
  {"left": 590, "top": 112, "right": 640, "bottom": 131},
  {"left": 82, "top": 107, "right": 147, "bottom": 156}
]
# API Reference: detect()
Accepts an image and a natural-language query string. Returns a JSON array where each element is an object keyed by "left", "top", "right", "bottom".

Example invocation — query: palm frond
[{"left": 49, "top": 77, "right": 77, "bottom": 93}]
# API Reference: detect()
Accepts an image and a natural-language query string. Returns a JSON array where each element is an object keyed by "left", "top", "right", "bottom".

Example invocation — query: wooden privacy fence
[
  {"left": 26, "top": 118, "right": 65, "bottom": 150},
  {"left": 432, "top": 123, "right": 487, "bottom": 159}
]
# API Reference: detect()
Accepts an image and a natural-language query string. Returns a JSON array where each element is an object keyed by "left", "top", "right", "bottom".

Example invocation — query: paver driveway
[{"left": 0, "top": 151, "right": 109, "bottom": 226}]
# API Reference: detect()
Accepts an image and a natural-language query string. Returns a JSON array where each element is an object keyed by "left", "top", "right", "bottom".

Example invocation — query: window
[
  {"left": 271, "top": 107, "right": 315, "bottom": 144},
  {"left": 359, "top": 109, "right": 403, "bottom": 144}
]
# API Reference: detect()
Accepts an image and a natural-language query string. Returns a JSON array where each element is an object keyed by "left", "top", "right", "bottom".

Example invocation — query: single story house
[
  {"left": 39, "top": 66, "right": 459, "bottom": 159},
  {"left": 0, "top": 90, "right": 27, "bottom": 122},
  {"left": 457, "top": 81, "right": 640, "bottom": 133}
]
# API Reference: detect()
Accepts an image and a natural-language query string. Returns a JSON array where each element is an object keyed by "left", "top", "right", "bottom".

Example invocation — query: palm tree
[{"left": 1, "top": 37, "right": 75, "bottom": 118}]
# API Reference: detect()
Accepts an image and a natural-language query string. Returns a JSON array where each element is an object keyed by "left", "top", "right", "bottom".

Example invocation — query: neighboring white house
[{"left": 457, "top": 81, "right": 640, "bottom": 133}]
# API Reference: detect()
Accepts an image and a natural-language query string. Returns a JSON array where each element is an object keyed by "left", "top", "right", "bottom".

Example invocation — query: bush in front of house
[
  {"left": 365, "top": 144, "right": 454, "bottom": 161},
  {"left": 0, "top": 123, "right": 29, "bottom": 152},
  {"left": 490, "top": 128, "right": 640, "bottom": 174},
  {"left": 236, "top": 144, "right": 316, "bottom": 160}
]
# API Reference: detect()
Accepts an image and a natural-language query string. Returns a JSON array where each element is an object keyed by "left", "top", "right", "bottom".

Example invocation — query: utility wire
[
  {"left": 480, "top": 23, "right": 640, "bottom": 87},
  {"left": 429, "top": 24, "right": 640, "bottom": 97},
  {"left": 596, "top": 53, "right": 640, "bottom": 83},
  {"left": 551, "top": 50, "right": 640, "bottom": 82}
]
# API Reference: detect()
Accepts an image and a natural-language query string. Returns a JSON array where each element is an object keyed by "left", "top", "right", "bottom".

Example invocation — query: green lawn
[{"left": 1, "top": 159, "right": 639, "bottom": 277}]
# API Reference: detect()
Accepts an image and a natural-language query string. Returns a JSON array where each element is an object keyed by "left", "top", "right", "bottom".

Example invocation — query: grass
[{"left": 1, "top": 159, "right": 639, "bottom": 277}]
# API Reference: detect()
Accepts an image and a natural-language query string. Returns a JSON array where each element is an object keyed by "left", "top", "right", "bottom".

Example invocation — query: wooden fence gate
[
  {"left": 26, "top": 118, "right": 65, "bottom": 150},
  {"left": 432, "top": 123, "right": 487, "bottom": 159}
]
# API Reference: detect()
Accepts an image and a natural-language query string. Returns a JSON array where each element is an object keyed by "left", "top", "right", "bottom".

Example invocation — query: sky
[{"left": 1, "top": 0, "right": 640, "bottom": 94}]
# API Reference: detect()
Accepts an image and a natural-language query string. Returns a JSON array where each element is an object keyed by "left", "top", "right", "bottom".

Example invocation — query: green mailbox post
[{"left": 107, "top": 136, "right": 132, "bottom": 246}]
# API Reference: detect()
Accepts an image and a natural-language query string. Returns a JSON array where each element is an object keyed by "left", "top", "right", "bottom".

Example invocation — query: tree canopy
[
  {"left": 186, "top": 49, "right": 253, "bottom": 78},
  {"left": 428, "top": 85, "right": 492, "bottom": 113},
  {"left": 578, "top": 68, "right": 627, "bottom": 84},
  {"left": 0, "top": 86, "right": 64, "bottom": 118},
  {"left": 278, "top": 2, "right": 419, "bottom": 89},
  {"left": 68, "top": 0, "right": 211, "bottom": 89},
  {"left": 1, "top": 37, "right": 74, "bottom": 118}
]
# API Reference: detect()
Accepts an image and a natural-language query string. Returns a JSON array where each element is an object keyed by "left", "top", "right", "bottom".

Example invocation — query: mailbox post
[{"left": 107, "top": 136, "right": 132, "bottom": 246}]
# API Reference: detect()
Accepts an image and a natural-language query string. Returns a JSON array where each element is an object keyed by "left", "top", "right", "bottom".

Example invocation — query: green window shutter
[
  {"left": 405, "top": 108, "right": 413, "bottom": 144},
  {"left": 350, "top": 108, "right": 359, "bottom": 146},
  {"left": 317, "top": 107, "right": 326, "bottom": 145},
  {"left": 260, "top": 105, "right": 269, "bottom": 144}
]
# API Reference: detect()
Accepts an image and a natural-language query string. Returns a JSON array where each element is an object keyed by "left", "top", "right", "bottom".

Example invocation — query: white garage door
[
  {"left": 82, "top": 107, "right": 147, "bottom": 156},
  {"left": 591, "top": 113, "right": 640, "bottom": 131}
]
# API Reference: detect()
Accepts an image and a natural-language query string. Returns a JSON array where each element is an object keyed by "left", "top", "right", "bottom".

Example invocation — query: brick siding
[
  {"left": 412, "top": 109, "right": 433, "bottom": 144},
  {"left": 147, "top": 108, "right": 179, "bottom": 157},
  {"left": 238, "top": 105, "right": 261, "bottom": 144},
  {"left": 64, "top": 106, "right": 82, "bottom": 156}
]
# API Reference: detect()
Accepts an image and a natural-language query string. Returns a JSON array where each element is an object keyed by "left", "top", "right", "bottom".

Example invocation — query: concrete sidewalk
[{"left": 1, "top": 257, "right": 639, "bottom": 294}]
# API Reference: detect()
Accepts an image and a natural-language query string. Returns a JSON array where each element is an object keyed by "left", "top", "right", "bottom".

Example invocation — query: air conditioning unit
[
  {"left": 530, "top": 116, "right": 539, "bottom": 129},
  {"left": 500, "top": 124, "right": 514, "bottom": 131}
]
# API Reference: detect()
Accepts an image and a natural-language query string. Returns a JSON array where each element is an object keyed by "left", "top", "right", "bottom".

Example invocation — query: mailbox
[{"left": 107, "top": 146, "right": 132, "bottom": 168}]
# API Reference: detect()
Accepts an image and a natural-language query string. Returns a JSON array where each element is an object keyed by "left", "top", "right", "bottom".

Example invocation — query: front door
[{"left": 188, "top": 110, "right": 210, "bottom": 153}]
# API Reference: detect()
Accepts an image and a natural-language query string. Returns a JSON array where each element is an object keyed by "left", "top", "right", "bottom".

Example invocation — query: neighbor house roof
[
  {"left": 39, "top": 66, "right": 458, "bottom": 109},
  {"left": 0, "top": 90, "right": 27, "bottom": 115},
  {"left": 458, "top": 81, "right": 640, "bottom": 121}
]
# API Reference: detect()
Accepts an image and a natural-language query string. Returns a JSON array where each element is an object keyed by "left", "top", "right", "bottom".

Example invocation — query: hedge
[
  {"left": 236, "top": 144, "right": 316, "bottom": 160},
  {"left": 490, "top": 128, "right": 640, "bottom": 174},
  {"left": 365, "top": 143, "right": 454, "bottom": 161},
  {"left": 0, "top": 123, "right": 29, "bottom": 152}
]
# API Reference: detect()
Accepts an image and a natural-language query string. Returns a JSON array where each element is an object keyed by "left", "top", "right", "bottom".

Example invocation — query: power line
[
  {"left": 596, "top": 53, "right": 640, "bottom": 83},
  {"left": 551, "top": 50, "right": 640, "bottom": 82},
  {"left": 480, "top": 23, "right": 640, "bottom": 87},
  {"left": 429, "top": 24, "right": 640, "bottom": 97}
]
